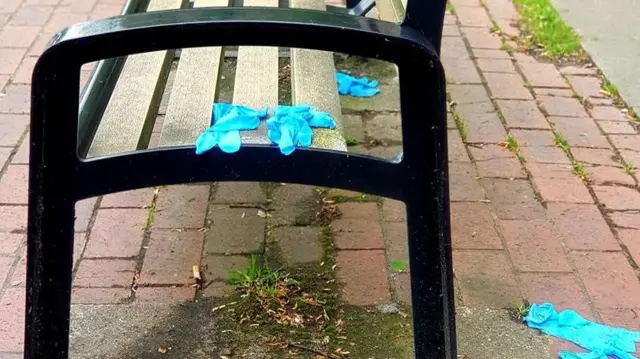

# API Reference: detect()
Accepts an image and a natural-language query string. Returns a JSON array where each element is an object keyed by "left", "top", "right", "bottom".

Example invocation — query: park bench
[{"left": 26, "top": 0, "right": 452, "bottom": 357}]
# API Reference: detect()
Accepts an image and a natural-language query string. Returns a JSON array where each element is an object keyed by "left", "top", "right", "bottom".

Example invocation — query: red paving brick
[
  {"left": 451, "top": 202, "right": 502, "bottom": 249},
  {"left": 449, "top": 162, "right": 485, "bottom": 201},
  {"left": 550, "top": 116, "right": 611, "bottom": 149},
  {"left": 475, "top": 158, "right": 526, "bottom": 178},
  {"left": 537, "top": 96, "right": 588, "bottom": 117},
  {"left": 200, "top": 254, "right": 248, "bottom": 281},
  {"left": 441, "top": 37, "right": 470, "bottom": 60},
  {"left": 72, "top": 288, "right": 131, "bottom": 304},
  {"left": 479, "top": 178, "right": 537, "bottom": 204},
  {"left": 496, "top": 100, "right": 549, "bottom": 129},
  {"left": 461, "top": 27, "right": 502, "bottom": 49},
  {"left": 0, "top": 257, "right": 14, "bottom": 287},
  {"left": 609, "top": 134, "right": 640, "bottom": 151},
  {"left": 384, "top": 221, "right": 408, "bottom": 265},
  {"left": 448, "top": 130, "right": 471, "bottom": 162},
  {"left": 472, "top": 49, "right": 511, "bottom": 59},
  {"left": 12, "top": 56, "right": 38, "bottom": 84},
  {"left": 448, "top": 84, "right": 491, "bottom": 103},
  {"left": 0, "top": 205, "right": 27, "bottom": 232},
  {"left": 84, "top": 208, "right": 147, "bottom": 258},
  {"left": 204, "top": 205, "right": 264, "bottom": 255},
  {"left": 453, "top": 250, "right": 521, "bottom": 308},
  {"left": 510, "top": 129, "right": 556, "bottom": 147},
  {"left": 534, "top": 177, "right": 593, "bottom": 203},
  {"left": 74, "top": 259, "right": 136, "bottom": 287},
  {"left": 518, "top": 61, "right": 568, "bottom": 88},
  {"left": 382, "top": 199, "right": 406, "bottom": 222},
  {"left": 153, "top": 185, "right": 210, "bottom": 229},
  {"left": 0, "top": 25, "right": 40, "bottom": 48},
  {"left": 0, "top": 165, "right": 28, "bottom": 204},
  {"left": 593, "top": 186, "right": 640, "bottom": 210},
  {"left": 572, "top": 147, "right": 622, "bottom": 167},
  {"left": 527, "top": 162, "right": 574, "bottom": 179},
  {"left": 484, "top": 73, "right": 533, "bottom": 100},
  {"left": 140, "top": 230, "right": 204, "bottom": 285},
  {"left": 460, "top": 111, "right": 507, "bottom": 144},
  {"left": 519, "top": 273, "right": 593, "bottom": 316},
  {"left": 533, "top": 87, "right": 574, "bottom": 97},
  {"left": 560, "top": 66, "right": 598, "bottom": 76},
  {"left": 100, "top": 188, "right": 155, "bottom": 208},
  {"left": 597, "top": 120, "right": 637, "bottom": 135},
  {"left": 333, "top": 218, "right": 385, "bottom": 249},
  {"left": 74, "top": 197, "right": 97, "bottom": 232},
  {"left": 468, "top": 144, "right": 515, "bottom": 160},
  {"left": 609, "top": 212, "right": 640, "bottom": 229},
  {"left": 0, "top": 233, "right": 23, "bottom": 255},
  {"left": 455, "top": 6, "right": 493, "bottom": 27},
  {"left": 566, "top": 75, "right": 603, "bottom": 99},
  {"left": 572, "top": 251, "right": 640, "bottom": 309},
  {"left": 520, "top": 146, "right": 571, "bottom": 164},
  {"left": 0, "top": 49, "right": 26, "bottom": 76},
  {"left": 618, "top": 229, "right": 640, "bottom": 265},
  {"left": 338, "top": 202, "right": 378, "bottom": 219},
  {"left": 443, "top": 58, "right": 482, "bottom": 84},
  {"left": 547, "top": 203, "right": 619, "bottom": 250},
  {"left": 501, "top": 220, "right": 571, "bottom": 272},
  {"left": 0, "top": 288, "right": 25, "bottom": 352},
  {"left": 9, "top": 5, "right": 53, "bottom": 25},
  {"left": 336, "top": 250, "right": 391, "bottom": 305},
  {"left": 476, "top": 59, "right": 516, "bottom": 73},
  {"left": 483, "top": 0, "right": 518, "bottom": 20},
  {"left": 587, "top": 165, "right": 635, "bottom": 186},
  {"left": 599, "top": 308, "right": 640, "bottom": 330},
  {"left": 0, "top": 114, "right": 28, "bottom": 147},
  {"left": 589, "top": 106, "right": 628, "bottom": 121},
  {"left": 443, "top": 25, "right": 461, "bottom": 37},
  {"left": 0, "top": 85, "right": 31, "bottom": 114}
]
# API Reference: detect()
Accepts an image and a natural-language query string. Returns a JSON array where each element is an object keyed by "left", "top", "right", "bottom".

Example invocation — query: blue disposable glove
[
  {"left": 336, "top": 72, "right": 380, "bottom": 97},
  {"left": 524, "top": 303, "right": 640, "bottom": 359},
  {"left": 266, "top": 105, "right": 335, "bottom": 155},
  {"left": 195, "top": 103, "right": 267, "bottom": 154}
]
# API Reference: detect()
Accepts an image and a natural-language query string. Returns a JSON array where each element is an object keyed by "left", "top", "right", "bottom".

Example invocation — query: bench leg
[
  {"left": 25, "top": 193, "right": 75, "bottom": 358},
  {"left": 27, "top": 63, "right": 80, "bottom": 359},
  {"left": 399, "top": 60, "right": 456, "bottom": 358}
]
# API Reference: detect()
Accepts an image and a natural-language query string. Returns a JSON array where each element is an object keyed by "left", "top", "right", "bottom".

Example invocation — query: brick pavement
[{"left": 1, "top": 0, "right": 640, "bottom": 355}]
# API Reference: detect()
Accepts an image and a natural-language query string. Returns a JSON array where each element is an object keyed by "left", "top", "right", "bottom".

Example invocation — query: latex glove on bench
[
  {"left": 266, "top": 105, "right": 336, "bottom": 155},
  {"left": 195, "top": 103, "right": 267, "bottom": 154}
]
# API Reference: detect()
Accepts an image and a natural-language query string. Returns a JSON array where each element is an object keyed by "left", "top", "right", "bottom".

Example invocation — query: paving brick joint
[{"left": 1, "top": 0, "right": 640, "bottom": 355}]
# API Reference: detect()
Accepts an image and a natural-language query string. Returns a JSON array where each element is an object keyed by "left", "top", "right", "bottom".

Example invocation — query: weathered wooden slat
[
  {"left": 159, "top": 0, "right": 229, "bottom": 146},
  {"left": 233, "top": 0, "right": 279, "bottom": 145},
  {"left": 290, "top": 0, "right": 346, "bottom": 152},
  {"left": 88, "top": 0, "right": 186, "bottom": 157},
  {"left": 377, "top": 0, "right": 405, "bottom": 23}
]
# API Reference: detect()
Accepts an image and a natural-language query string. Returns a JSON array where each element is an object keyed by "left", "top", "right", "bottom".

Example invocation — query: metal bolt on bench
[{"left": 26, "top": 0, "right": 453, "bottom": 357}]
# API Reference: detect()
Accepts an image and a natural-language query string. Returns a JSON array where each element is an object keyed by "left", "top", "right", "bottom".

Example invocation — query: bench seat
[{"left": 86, "top": 0, "right": 346, "bottom": 159}]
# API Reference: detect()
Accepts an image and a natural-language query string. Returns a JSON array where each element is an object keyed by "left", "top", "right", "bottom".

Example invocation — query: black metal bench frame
[{"left": 26, "top": 2, "right": 453, "bottom": 358}]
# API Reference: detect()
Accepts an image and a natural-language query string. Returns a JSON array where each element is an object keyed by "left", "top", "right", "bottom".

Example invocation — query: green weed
[{"left": 512, "top": 0, "right": 582, "bottom": 57}]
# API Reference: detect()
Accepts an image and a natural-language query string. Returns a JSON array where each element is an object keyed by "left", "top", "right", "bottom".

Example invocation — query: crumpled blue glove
[
  {"left": 195, "top": 103, "right": 267, "bottom": 154},
  {"left": 524, "top": 303, "right": 640, "bottom": 359},
  {"left": 266, "top": 105, "right": 336, "bottom": 155},
  {"left": 336, "top": 72, "right": 380, "bottom": 97}
]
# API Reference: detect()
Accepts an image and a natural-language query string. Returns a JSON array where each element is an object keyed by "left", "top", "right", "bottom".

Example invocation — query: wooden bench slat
[
  {"left": 233, "top": 0, "right": 279, "bottom": 145},
  {"left": 290, "top": 0, "right": 346, "bottom": 152},
  {"left": 159, "top": 0, "right": 229, "bottom": 147},
  {"left": 87, "top": 0, "right": 185, "bottom": 157}
]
